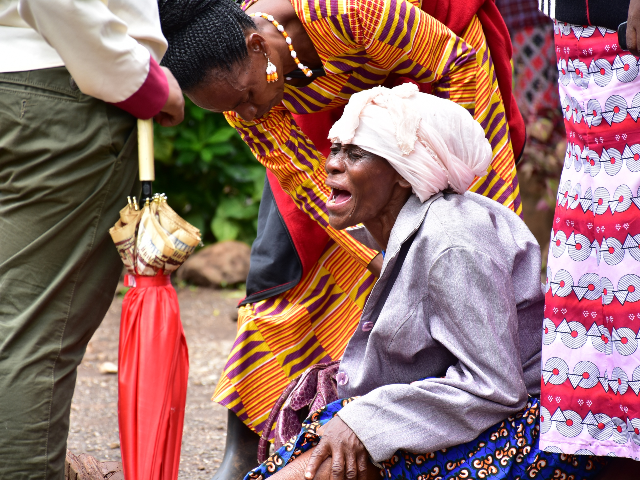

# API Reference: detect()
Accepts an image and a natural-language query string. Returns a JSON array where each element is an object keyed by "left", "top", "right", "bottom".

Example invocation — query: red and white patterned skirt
[{"left": 541, "top": 22, "right": 640, "bottom": 459}]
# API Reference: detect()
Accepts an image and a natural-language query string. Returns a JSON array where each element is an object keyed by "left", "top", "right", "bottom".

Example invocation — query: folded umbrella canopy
[{"left": 109, "top": 119, "right": 201, "bottom": 480}]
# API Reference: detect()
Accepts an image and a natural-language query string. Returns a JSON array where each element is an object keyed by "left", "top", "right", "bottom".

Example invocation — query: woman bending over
[{"left": 156, "top": 3, "right": 525, "bottom": 475}]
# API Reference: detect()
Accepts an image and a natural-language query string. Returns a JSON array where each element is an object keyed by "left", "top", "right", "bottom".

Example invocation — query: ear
[
  {"left": 397, "top": 175, "right": 412, "bottom": 189},
  {"left": 246, "top": 33, "right": 270, "bottom": 56}
]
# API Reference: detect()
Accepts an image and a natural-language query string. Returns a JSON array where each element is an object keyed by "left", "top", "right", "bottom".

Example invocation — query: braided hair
[{"left": 158, "top": 0, "right": 257, "bottom": 91}]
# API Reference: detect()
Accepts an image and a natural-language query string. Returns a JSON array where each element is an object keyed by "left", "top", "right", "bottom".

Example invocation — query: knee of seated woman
[{"left": 268, "top": 448, "right": 379, "bottom": 480}]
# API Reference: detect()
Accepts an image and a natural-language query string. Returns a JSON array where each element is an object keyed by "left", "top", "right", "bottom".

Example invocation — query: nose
[
  {"left": 325, "top": 149, "right": 346, "bottom": 175},
  {"left": 235, "top": 103, "right": 258, "bottom": 122}
]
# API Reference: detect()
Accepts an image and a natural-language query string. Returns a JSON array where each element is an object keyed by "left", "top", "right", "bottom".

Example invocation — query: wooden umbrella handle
[{"left": 137, "top": 118, "right": 155, "bottom": 182}]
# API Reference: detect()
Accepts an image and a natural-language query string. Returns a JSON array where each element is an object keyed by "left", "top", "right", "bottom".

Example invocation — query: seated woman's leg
[{"left": 248, "top": 399, "right": 607, "bottom": 480}]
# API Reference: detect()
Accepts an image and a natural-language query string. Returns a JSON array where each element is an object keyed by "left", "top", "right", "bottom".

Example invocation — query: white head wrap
[{"left": 328, "top": 83, "right": 492, "bottom": 202}]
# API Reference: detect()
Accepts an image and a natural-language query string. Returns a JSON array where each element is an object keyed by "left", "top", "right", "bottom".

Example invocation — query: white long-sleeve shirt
[{"left": 0, "top": 0, "right": 169, "bottom": 118}]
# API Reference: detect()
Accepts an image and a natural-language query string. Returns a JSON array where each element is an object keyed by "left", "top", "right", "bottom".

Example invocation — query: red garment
[
  {"left": 111, "top": 57, "right": 169, "bottom": 120},
  {"left": 494, "top": 0, "right": 549, "bottom": 32},
  {"left": 266, "top": 169, "right": 327, "bottom": 276},
  {"left": 287, "top": 109, "right": 343, "bottom": 280},
  {"left": 118, "top": 274, "right": 188, "bottom": 480}
]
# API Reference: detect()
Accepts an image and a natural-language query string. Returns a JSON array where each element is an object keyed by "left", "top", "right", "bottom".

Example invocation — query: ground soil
[{"left": 66, "top": 286, "right": 242, "bottom": 480}]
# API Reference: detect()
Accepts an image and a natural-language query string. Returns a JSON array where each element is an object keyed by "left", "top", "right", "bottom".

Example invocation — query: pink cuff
[{"left": 110, "top": 57, "right": 169, "bottom": 119}]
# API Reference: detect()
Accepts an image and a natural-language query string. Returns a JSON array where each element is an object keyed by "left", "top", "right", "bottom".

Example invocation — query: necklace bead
[{"left": 250, "top": 12, "right": 313, "bottom": 78}]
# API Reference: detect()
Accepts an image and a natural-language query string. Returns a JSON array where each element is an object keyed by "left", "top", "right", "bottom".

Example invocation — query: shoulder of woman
[
  {"left": 421, "top": 193, "right": 505, "bottom": 251},
  {"left": 424, "top": 192, "right": 537, "bottom": 266}
]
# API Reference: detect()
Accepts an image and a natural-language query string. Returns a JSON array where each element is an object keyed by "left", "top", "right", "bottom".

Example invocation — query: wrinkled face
[
  {"left": 325, "top": 143, "right": 408, "bottom": 230},
  {"left": 186, "top": 51, "right": 284, "bottom": 121}
]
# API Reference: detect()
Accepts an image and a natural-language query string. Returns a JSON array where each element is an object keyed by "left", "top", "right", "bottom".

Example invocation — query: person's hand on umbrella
[
  {"left": 304, "top": 417, "right": 369, "bottom": 480},
  {"left": 155, "top": 66, "right": 185, "bottom": 127}
]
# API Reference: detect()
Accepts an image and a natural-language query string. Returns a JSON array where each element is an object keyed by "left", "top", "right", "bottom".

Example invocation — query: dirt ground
[{"left": 66, "top": 286, "right": 242, "bottom": 480}]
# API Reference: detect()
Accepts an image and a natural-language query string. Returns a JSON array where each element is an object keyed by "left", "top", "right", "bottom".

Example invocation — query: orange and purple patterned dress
[{"left": 213, "top": 0, "right": 521, "bottom": 436}]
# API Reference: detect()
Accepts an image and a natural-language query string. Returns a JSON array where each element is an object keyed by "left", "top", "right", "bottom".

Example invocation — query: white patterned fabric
[{"left": 540, "top": 21, "right": 640, "bottom": 460}]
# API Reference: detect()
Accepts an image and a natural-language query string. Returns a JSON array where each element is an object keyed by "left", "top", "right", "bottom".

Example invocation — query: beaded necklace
[{"left": 249, "top": 12, "right": 313, "bottom": 78}]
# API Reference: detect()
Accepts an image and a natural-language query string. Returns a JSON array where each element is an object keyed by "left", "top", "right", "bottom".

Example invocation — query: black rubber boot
[{"left": 212, "top": 410, "right": 261, "bottom": 480}]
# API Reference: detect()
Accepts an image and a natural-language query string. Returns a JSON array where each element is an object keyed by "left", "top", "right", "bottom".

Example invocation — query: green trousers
[{"left": 0, "top": 68, "right": 138, "bottom": 479}]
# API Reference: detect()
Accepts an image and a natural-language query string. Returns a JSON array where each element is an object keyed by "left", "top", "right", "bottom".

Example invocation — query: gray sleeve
[{"left": 337, "top": 247, "right": 529, "bottom": 462}]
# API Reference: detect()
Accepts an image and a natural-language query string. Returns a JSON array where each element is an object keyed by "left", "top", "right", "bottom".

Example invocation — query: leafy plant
[{"left": 153, "top": 98, "right": 265, "bottom": 245}]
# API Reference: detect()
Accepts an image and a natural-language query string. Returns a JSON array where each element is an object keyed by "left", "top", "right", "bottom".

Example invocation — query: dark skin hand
[
  {"left": 155, "top": 66, "right": 185, "bottom": 127},
  {"left": 186, "top": 0, "right": 322, "bottom": 121},
  {"left": 303, "top": 418, "right": 372, "bottom": 480},
  {"left": 267, "top": 434, "right": 380, "bottom": 480},
  {"left": 367, "top": 253, "right": 383, "bottom": 278},
  {"left": 627, "top": 0, "right": 640, "bottom": 56}
]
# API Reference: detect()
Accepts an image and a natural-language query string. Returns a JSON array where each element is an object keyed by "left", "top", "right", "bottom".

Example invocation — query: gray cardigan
[{"left": 337, "top": 192, "right": 544, "bottom": 463}]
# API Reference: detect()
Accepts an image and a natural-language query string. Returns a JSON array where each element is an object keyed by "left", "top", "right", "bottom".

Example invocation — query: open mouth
[{"left": 329, "top": 188, "right": 352, "bottom": 206}]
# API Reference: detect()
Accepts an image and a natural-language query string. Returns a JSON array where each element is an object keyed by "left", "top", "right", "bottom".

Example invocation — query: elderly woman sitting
[{"left": 244, "top": 84, "right": 605, "bottom": 480}]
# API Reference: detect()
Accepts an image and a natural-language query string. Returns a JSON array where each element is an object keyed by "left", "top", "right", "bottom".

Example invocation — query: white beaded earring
[
  {"left": 265, "top": 54, "right": 278, "bottom": 83},
  {"left": 250, "top": 12, "right": 313, "bottom": 78}
]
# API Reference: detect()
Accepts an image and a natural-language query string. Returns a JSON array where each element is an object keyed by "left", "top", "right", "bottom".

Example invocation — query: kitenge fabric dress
[
  {"left": 213, "top": 0, "right": 521, "bottom": 437},
  {"left": 541, "top": 21, "right": 640, "bottom": 459},
  {"left": 245, "top": 399, "right": 607, "bottom": 480}
]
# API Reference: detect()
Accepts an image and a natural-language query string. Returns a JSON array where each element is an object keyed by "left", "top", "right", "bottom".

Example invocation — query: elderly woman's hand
[{"left": 304, "top": 417, "right": 369, "bottom": 480}]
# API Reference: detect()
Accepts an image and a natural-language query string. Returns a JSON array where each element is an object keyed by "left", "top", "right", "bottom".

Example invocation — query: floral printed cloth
[{"left": 244, "top": 398, "right": 606, "bottom": 480}]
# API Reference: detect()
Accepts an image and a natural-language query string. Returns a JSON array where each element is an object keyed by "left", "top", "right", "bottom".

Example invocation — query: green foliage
[{"left": 153, "top": 98, "right": 264, "bottom": 245}]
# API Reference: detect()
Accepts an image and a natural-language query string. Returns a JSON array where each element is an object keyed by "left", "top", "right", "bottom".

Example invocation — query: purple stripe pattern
[
  {"left": 282, "top": 336, "right": 321, "bottom": 366},
  {"left": 224, "top": 340, "right": 265, "bottom": 371},
  {"left": 225, "top": 350, "right": 271, "bottom": 379},
  {"left": 289, "top": 349, "right": 331, "bottom": 377},
  {"left": 309, "top": 292, "right": 343, "bottom": 323},
  {"left": 300, "top": 273, "right": 331, "bottom": 305}
]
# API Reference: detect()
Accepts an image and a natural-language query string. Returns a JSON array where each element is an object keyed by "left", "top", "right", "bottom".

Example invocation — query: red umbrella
[{"left": 110, "top": 119, "right": 201, "bottom": 480}]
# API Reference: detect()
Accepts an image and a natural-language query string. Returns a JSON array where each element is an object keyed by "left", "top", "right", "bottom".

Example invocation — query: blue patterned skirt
[{"left": 244, "top": 398, "right": 608, "bottom": 480}]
